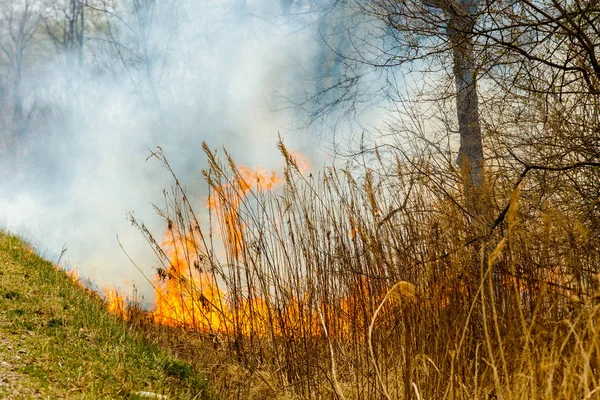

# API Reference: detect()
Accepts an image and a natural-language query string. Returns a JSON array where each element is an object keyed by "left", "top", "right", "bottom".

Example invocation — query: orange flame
[
  {"left": 65, "top": 268, "right": 81, "bottom": 286},
  {"left": 287, "top": 150, "right": 312, "bottom": 174},
  {"left": 144, "top": 154, "right": 383, "bottom": 337},
  {"left": 152, "top": 227, "right": 228, "bottom": 331},
  {"left": 104, "top": 286, "right": 128, "bottom": 318},
  {"left": 150, "top": 162, "right": 320, "bottom": 334},
  {"left": 62, "top": 268, "right": 96, "bottom": 298},
  {"left": 208, "top": 165, "right": 282, "bottom": 258}
]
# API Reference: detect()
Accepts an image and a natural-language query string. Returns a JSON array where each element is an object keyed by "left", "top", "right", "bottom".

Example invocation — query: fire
[
  {"left": 208, "top": 165, "right": 283, "bottom": 257},
  {"left": 152, "top": 229, "right": 228, "bottom": 331},
  {"left": 237, "top": 165, "right": 282, "bottom": 190},
  {"left": 501, "top": 266, "right": 575, "bottom": 297},
  {"left": 114, "top": 152, "right": 385, "bottom": 337},
  {"left": 65, "top": 268, "right": 81, "bottom": 286},
  {"left": 62, "top": 266, "right": 130, "bottom": 317},
  {"left": 63, "top": 268, "right": 92, "bottom": 296},
  {"left": 151, "top": 164, "right": 283, "bottom": 333},
  {"left": 104, "top": 286, "right": 128, "bottom": 318},
  {"left": 287, "top": 150, "right": 312, "bottom": 174},
  {"left": 147, "top": 158, "right": 359, "bottom": 335}
]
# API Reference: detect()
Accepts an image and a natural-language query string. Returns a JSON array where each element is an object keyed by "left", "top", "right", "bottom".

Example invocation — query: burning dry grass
[{"left": 121, "top": 142, "right": 600, "bottom": 399}]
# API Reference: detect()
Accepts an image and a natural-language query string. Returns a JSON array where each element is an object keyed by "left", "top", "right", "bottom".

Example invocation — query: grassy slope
[{"left": 0, "top": 231, "right": 211, "bottom": 399}]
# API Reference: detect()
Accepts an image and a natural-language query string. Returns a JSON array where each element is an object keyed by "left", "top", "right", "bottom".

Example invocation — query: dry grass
[{"left": 125, "top": 141, "right": 600, "bottom": 399}]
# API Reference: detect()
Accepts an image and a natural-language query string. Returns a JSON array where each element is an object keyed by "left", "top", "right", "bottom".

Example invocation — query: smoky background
[{"left": 0, "top": 0, "right": 393, "bottom": 299}]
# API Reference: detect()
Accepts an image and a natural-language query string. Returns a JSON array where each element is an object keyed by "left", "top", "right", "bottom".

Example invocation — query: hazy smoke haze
[{"left": 0, "top": 0, "right": 361, "bottom": 298}]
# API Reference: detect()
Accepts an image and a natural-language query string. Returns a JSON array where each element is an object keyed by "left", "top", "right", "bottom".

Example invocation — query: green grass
[{"left": 0, "top": 231, "right": 213, "bottom": 399}]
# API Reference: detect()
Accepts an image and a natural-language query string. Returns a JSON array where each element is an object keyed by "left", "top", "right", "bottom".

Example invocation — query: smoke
[{"left": 0, "top": 0, "right": 353, "bottom": 298}]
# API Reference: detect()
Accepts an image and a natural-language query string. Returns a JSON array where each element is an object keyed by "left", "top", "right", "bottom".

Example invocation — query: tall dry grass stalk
[{"left": 128, "top": 142, "right": 600, "bottom": 399}]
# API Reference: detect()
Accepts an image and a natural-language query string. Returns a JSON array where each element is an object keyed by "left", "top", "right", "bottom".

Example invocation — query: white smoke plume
[{"left": 0, "top": 0, "right": 356, "bottom": 298}]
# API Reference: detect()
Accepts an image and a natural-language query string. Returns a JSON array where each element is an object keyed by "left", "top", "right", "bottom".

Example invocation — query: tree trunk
[
  {"left": 423, "top": 0, "right": 487, "bottom": 221},
  {"left": 447, "top": 8, "right": 486, "bottom": 221}
]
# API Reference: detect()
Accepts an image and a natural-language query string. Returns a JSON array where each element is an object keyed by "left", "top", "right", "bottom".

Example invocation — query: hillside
[{"left": 0, "top": 231, "right": 212, "bottom": 399}]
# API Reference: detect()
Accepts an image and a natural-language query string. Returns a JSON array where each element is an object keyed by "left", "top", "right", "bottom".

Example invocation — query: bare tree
[
  {"left": 302, "top": 0, "right": 600, "bottom": 226},
  {"left": 342, "top": 0, "right": 491, "bottom": 224},
  {"left": 0, "top": 0, "right": 40, "bottom": 147},
  {"left": 430, "top": 0, "right": 485, "bottom": 216},
  {"left": 43, "top": 0, "right": 85, "bottom": 69},
  {"left": 88, "top": 0, "right": 177, "bottom": 108}
]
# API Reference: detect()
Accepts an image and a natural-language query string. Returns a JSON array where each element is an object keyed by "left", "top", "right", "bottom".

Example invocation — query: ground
[{"left": 0, "top": 231, "right": 211, "bottom": 399}]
